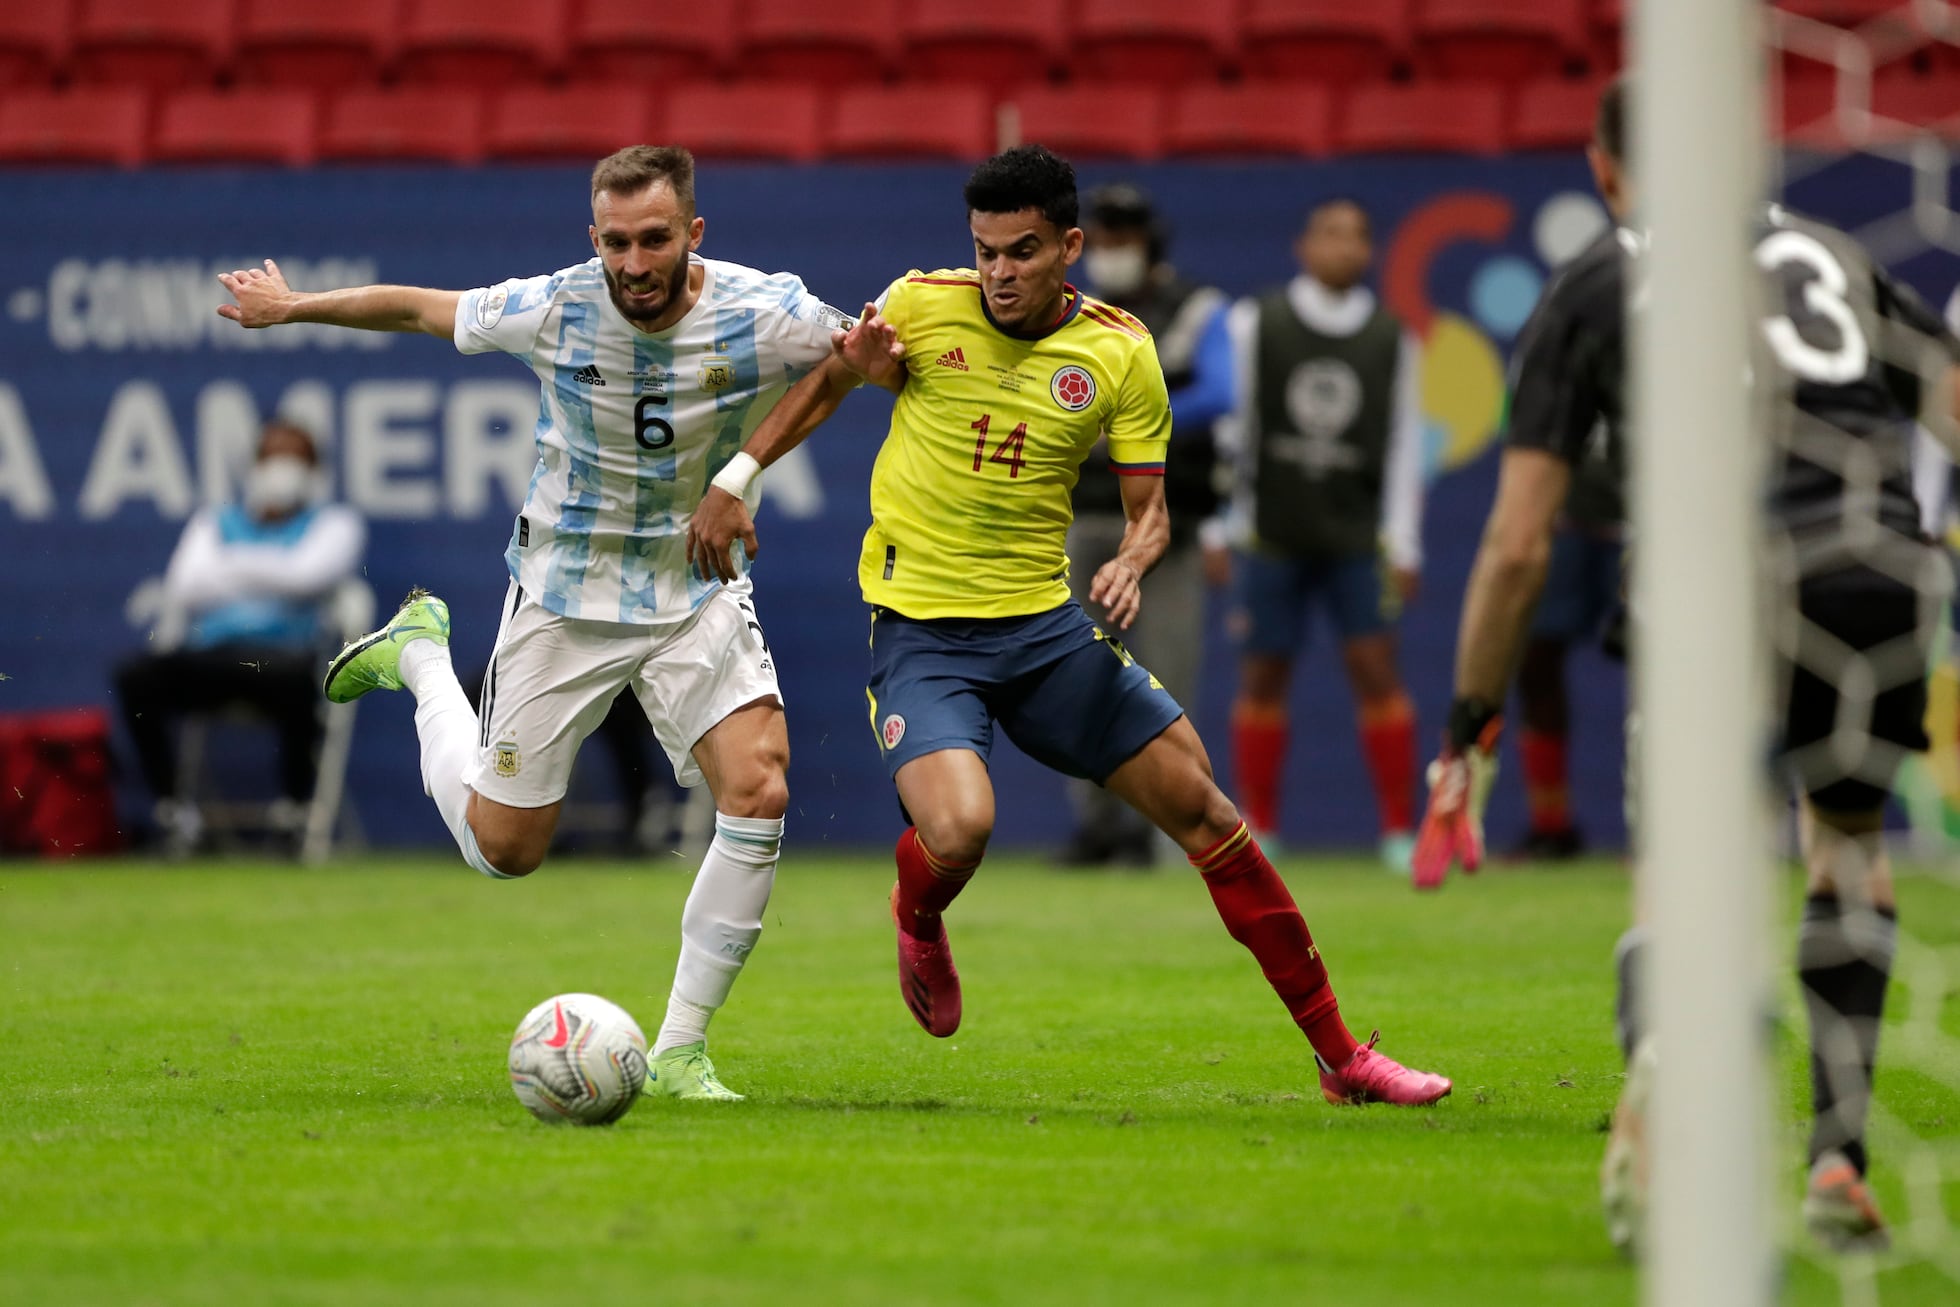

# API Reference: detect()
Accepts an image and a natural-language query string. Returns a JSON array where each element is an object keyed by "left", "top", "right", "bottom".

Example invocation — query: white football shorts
[{"left": 467, "top": 581, "right": 782, "bottom": 808}]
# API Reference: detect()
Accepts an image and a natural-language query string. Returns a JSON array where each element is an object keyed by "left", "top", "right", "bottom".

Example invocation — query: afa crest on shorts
[
  {"left": 494, "top": 740, "right": 521, "bottom": 778},
  {"left": 1050, "top": 365, "right": 1097, "bottom": 412}
]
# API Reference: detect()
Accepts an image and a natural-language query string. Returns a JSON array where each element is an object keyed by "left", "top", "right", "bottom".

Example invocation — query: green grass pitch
[{"left": 3, "top": 853, "right": 1955, "bottom": 1306}]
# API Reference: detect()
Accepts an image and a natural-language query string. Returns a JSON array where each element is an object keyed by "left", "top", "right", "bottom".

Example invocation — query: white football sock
[
  {"left": 401, "top": 641, "right": 508, "bottom": 880},
  {"left": 655, "top": 812, "right": 783, "bottom": 1053}
]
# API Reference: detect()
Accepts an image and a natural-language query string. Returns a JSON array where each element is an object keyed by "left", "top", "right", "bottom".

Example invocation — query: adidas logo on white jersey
[{"left": 572, "top": 364, "right": 606, "bottom": 386}]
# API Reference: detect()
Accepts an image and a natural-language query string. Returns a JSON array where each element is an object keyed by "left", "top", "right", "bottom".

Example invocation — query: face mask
[
  {"left": 245, "top": 455, "right": 316, "bottom": 515},
  {"left": 1085, "top": 246, "right": 1149, "bottom": 298}
]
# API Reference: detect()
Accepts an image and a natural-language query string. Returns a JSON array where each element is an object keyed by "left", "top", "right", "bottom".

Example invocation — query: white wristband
[{"left": 710, "top": 452, "right": 762, "bottom": 499}]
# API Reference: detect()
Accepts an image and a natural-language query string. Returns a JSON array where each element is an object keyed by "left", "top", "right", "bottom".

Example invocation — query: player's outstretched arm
[
  {"left": 686, "top": 304, "right": 908, "bottom": 583},
  {"left": 1089, "top": 474, "right": 1170, "bottom": 632},
  {"left": 216, "top": 259, "right": 460, "bottom": 338},
  {"left": 1411, "top": 446, "right": 1569, "bottom": 888},
  {"left": 1451, "top": 447, "right": 1568, "bottom": 705}
]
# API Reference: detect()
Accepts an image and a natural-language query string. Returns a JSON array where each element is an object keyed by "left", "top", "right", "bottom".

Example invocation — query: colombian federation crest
[
  {"left": 699, "top": 357, "right": 734, "bottom": 391},
  {"left": 494, "top": 740, "right": 521, "bottom": 778},
  {"left": 881, "top": 714, "right": 906, "bottom": 750},
  {"left": 1051, "top": 364, "right": 1096, "bottom": 412}
]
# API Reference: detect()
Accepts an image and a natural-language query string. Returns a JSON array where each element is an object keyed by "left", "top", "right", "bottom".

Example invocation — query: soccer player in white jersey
[{"left": 216, "top": 146, "right": 877, "bottom": 1101}]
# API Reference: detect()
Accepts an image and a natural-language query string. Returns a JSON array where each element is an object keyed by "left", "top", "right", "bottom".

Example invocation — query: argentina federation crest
[
  {"left": 494, "top": 740, "right": 521, "bottom": 778},
  {"left": 699, "top": 356, "right": 734, "bottom": 391}
]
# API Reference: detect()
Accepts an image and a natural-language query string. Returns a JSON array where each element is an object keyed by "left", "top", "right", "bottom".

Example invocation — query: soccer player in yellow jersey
[{"left": 688, "top": 146, "right": 1449, "bottom": 1105}]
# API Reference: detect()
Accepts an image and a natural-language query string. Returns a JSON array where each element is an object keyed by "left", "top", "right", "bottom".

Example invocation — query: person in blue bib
[{"left": 114, "top": 420, "right": 366, "bottom": 850}]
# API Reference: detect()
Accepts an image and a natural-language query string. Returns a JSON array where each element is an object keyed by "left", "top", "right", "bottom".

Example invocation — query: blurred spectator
[
  {"left": 1217, "top": 198, "right": 1426, "bottom": 871},
  {"left": 115, "top": 420, "right": 365, "bottom": 851},
  {"left": 1061, "top": 183, "right": 1232, "bottom": 867}
]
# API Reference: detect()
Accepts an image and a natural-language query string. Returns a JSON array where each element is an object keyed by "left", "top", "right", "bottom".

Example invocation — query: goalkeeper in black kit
[{"left": 1413, "top": 78, "right": 1959, "bottom": 1253}]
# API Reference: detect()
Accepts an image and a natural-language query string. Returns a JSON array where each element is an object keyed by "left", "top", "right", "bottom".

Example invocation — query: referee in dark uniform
[{"left": 1413, "top": 77, "right": 1957, "bottom": 1254}]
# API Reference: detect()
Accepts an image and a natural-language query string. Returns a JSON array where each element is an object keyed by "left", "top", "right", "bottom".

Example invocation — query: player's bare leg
[
  {"left": 1339, "top": 632, "right": 1418, "bottom": 871},
  {"left": 1798, "top": 800, "right": 1895, "bottom": 1251},
  {"left": 888, "top": 748, "right": 993, "bottom": 1036},
  {"left": 1107, "top": 717, "right": 1450, "bottom": 1106},
  {"left": 1230, "top": 652, "right": 1292, "bottom": 842},
  {"left": 463, "top": 793, "right": 560, "bottom": 877},
  {"left": 649, "top": 697, "right": 790, "bottom": 1101}
]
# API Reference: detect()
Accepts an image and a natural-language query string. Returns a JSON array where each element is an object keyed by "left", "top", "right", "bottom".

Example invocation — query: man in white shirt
[
  {"left": 116, "top": 419, "right": 365, "bottom": 852},
  {"left": 1216, "top": 198, "right": 1427, "bottom": 871},
  {"left": 216, "top": 145, "right": 879, "bottom": 1101}
]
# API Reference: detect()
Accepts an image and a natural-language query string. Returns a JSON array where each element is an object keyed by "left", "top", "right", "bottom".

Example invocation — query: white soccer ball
[{"left": 507, "top": 992, "right": 649, "bottom": 1125}]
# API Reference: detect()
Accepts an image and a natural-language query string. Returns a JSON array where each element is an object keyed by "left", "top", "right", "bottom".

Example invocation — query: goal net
[{"left": 1642, "top": 1, "right": 1960, "bottom": 1302}]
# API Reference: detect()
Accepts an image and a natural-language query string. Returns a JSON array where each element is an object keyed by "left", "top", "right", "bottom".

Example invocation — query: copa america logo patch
[
  {"left": 477, "top": 286, "right": 509, "bottom": 329},
  {"left": 1050, "top": 365, "right": 1097, "bottom": 412},
  {"left": 881, "top": 714, "right": 906, "bottom": 750}
]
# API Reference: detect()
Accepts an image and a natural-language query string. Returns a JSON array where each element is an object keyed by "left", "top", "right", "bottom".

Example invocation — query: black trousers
[{"left": 114, "top": 645, "right": 323, "bottom": 803}]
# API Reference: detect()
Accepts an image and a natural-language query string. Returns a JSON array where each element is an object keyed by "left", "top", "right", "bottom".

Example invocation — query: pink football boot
[
  {"left": 1317, "top": 1031, "right": 1453, "bottom": 1106},
  {"left": 891, "top": 885, "right": 962, "bottom": 1038}
]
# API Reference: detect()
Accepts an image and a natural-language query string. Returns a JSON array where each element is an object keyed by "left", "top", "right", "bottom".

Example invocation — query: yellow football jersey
[{"left": 859, "top": 268, "right": 1173, "bottom": 620}]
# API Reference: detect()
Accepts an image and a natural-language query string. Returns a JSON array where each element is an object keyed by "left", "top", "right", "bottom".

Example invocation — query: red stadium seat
[
  {"left": 319, "top": 87, "right": 484, "bottom": 162},
  {"left": 900, "top": 0, "right": 1064, "bottom": 88},
  {"left": 1872, "top": 69, "right": 1960, "bottom": 135},
  {"left": 152, "top": 89, "right": 317, "bottom": 165},
  {"left": 1165, "top": 83, "right": 1333, "bottom": 156},
  {"left": 827, "top": 84, "right": 994, "bottom": 160},
  {"left": 567, "top": 0, "right": 731, "bottom": 86},
  {"left": 395, "top": 0, "right": 566, "bottom": 87},
  {"left": 664, "top": 83, "right": 822, "bottom": 162},
  {"left": 1337, "top": 81, "right": 1506, "bottom": 154},
  {"left": 1007, "top": 84, "right": 1164, "bottom": 160},
  {"left": 71, "top": 0, "right": 233, "bottom": 92},
  {"left": 740, "top": 1, "right": 897, "bottom": 84},
  {"left": 1592, "top": 0, "right": 1623, "bottom": 72},
  {"left": 234, "top": 0, "right": 399, "bottom": 92},
  {"left": 1239, "top": 1, "right": 1411, "bottom": 85},
  {"left": 1075, "top": 0, "right": 1235, "bottom": 82},
  {"left": 1777, "top": 1, "right": 1918, "bottom": 23},
  {"left": 1778, "top": 71, "right": 1843, "bottom": 146},
  {"left": 1511, "top": 76, "right": 1603, "bottom": 149},
  {"left": 0, "top": 5, "right": 73, "bottom": 88},
  {"left": 0, "top": 87, "right": 147, "bottom": 164},
  {"left": 484, "top": 85, "right": 656, "bottom": 161},
  {"left": 1413, "top": 0, "right": 1590, "bottom": 81}
]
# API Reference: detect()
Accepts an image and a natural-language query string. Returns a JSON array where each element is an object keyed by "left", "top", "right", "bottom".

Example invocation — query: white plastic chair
[{"left": 126, "top": 576, "right": 374, "bottom": 864}]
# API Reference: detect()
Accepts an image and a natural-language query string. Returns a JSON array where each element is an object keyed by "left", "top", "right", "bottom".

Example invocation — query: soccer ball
[{"left": 507, "top": 993, "right": 649, "bottom": 1125}]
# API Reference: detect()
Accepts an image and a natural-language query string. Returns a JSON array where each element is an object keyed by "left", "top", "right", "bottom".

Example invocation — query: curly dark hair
[{"left": 963, "top": 144, "right": 1079, "bottom": 232}]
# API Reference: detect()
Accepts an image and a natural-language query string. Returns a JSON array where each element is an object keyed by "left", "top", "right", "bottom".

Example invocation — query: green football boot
[
  {"left": 322, "top": 588, "right": 451, "bottom": 704},
  {"left": 650, "top": 1042, "right": 744, "bottom": 1102}
]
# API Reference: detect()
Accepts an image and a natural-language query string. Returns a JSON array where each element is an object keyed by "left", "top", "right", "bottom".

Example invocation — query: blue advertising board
[{"left": 3, "top": 153, "right": 1944, "bottom": 850}]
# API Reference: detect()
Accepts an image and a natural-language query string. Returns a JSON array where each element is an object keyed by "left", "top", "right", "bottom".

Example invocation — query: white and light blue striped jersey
[{"left": 454, "top": 253, "right": 851, "bottom": 624}]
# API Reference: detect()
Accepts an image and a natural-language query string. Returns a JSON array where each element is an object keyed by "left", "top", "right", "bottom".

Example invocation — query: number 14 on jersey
[{"left": 970, "top": 413, "right": 1028, "bottom": 478}]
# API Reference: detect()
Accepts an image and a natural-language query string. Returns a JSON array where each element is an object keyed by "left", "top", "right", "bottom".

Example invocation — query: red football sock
[
  {"left": 1518, "top": 728, "right": 1572, "bottom": 835},
  {"left": 1231, "top": 702, "right": 1287, "bottom": 835},
  {"left": 894, "top": 826, "right": 977, "bottom": 935},
  {"left": 1357, "top": 691, "right": 1417, "bottom": 835},
  {"left": 1191, "top": 822, "right": 1360, "bottom": 1067}
]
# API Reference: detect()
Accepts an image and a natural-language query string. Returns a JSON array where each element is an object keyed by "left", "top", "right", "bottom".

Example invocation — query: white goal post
[{"left": 1635, "top": 1, "right": 1774, "bottom": 1304}]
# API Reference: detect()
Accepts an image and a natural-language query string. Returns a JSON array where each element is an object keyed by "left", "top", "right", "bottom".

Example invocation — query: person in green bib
[{"left": 1217, "top": 198, "right": 1427, "bottom": 871}]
